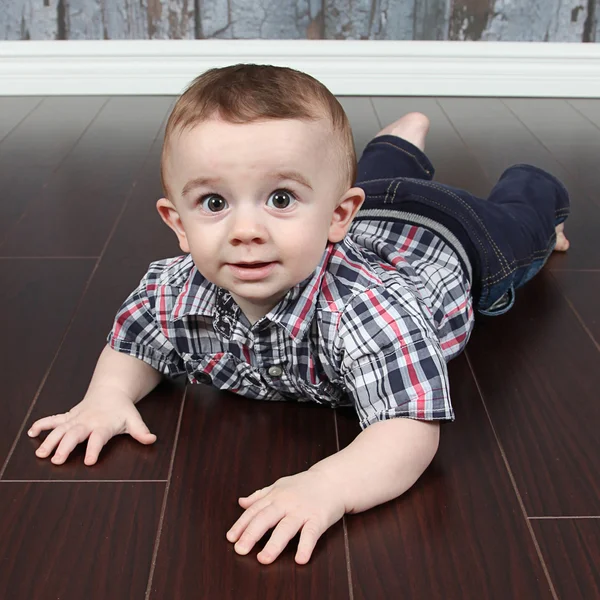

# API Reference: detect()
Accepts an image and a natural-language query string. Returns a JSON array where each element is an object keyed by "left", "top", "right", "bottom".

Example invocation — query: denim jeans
[{"left": 353, "top": 135, "right": 570, "bottom": 316}]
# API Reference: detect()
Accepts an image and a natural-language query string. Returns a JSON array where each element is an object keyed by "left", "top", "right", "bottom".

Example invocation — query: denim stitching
[
  {"left": 368, "top": 191, "right": 560, "bottom": 284},
  {"left": 413, "top": 180, "right": 512, "bottom": 273},
  {"left": 368, "top": 140, "right": 432, "bottom": 175}
]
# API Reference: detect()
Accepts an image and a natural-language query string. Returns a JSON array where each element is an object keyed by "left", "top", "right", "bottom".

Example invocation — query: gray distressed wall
[{"left": 1, "top": 0, "right": 598, "bottom": 41}]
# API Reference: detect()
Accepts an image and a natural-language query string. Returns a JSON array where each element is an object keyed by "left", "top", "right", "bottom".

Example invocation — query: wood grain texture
[
  {"left": 485, "top": 0, "right": 588, "bottom": 41},
  {"left": 6, "top": 114, "right": 186, "bottom": 481},
  {"left": 0, "top": 482, "right": 164, "bottom": 600},
  {"left": 0, "top": 0, "right": 60, "bottom": 39},
  {"left": 0, "top": 0, "right": 594, "bottom": 39},
  {"left": 325, "top": 0, "right": 414, "bottom": 39},
  {"left": 414, "top": 0, "right": 451, "bottom": 40},
  {"left": 437, "top": 97, "right": 600, "bottom": 270},
  {"left": 0, "top": 259, "right": 93, "bottom": 469},
  {"left": 504, "top": 98, "right": 600, "bottom": 211},
  {"left": 2, "top": 94, "right": 599, "bottom": 598},
  {"left": 0, "top": 97, "right": 42, "bottom": 143},
  {"left": 337, "top": 355, "right": 554, "bottom": 600},
  {"left": 0, "top": 96, "right": 172, "bottom": 256},
  {"left": 200, "top": 0, "right": 323, "bottom": 39},
  {"left": 0, "top": 97, "right": 107, "bottom": 244},
  {"left": 551, "top": 270, "right": 600, "bottom": 346},
  {"left": 149, "top": 386, "right": 351, "bottom": 600},
  {"left": 337, "top": 96, "right": 380, "bottom": 158},
  {"left": 371, "top": 96, "right": 491, "bottom": 197},
  {"left": 466, "top": 275, "right": 600, "bottom": 516},
  {"left": 532, "top": 519, "right": 600, "bottom": 600}
]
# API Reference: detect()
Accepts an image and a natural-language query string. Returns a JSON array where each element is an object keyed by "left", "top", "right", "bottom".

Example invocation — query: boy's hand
[
  {"left": 28, "top": 390, "right": 157, "bottom": 466},
  {"left": 226, "top": 469, "right": 346, "bottom": 565}
]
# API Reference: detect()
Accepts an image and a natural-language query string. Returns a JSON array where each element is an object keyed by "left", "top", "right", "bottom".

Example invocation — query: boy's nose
[{"left": 228, "top": 211, "right": 268, "bottom": 244}]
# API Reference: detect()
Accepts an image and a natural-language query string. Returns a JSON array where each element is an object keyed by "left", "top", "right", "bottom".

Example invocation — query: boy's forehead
[
  {"left": 173, "top": 116, "right": 333, "bottom": 161},
  {"left": 164, "top": 116, "right": 341, "bottom": 196}
]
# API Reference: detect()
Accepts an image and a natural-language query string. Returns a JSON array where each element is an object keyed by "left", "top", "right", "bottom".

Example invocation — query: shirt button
[
  {"left": 197, "top": 372, "right": 212, "bottom": 385},
  {"left": 267, "top": 365, "right": 283, "bottom": 377}
]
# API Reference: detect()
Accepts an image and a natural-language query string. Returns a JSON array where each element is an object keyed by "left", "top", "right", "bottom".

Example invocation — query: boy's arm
[
  {"left": 227, "top": 417, "right": 439, "bottom": 565},
  {"left": 86, "top": 344, "right": 163, "bottom": 404},
  {"left": 29, "top": 345, "right": 164, "bottom": 465},
  {"left": 309, "top": 417, "right": 440, "bottom": 514}
]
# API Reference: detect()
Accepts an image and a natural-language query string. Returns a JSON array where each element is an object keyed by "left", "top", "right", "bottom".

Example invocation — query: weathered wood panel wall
[{"left": 1, "top": 0, "right": 597, "bottom": 41}]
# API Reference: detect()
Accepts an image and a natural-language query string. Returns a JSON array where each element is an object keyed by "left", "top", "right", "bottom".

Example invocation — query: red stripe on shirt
[{"left": 365, "top": 289, "right": 427, "bottom": 418}]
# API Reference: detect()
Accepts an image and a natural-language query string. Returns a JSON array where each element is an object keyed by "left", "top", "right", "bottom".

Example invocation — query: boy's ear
[
  {"left": 328, "top": 186, "right": 366, "bottom": 243},
  {"left": 156, "top": 198, "right": 190, "bottom": 253}
]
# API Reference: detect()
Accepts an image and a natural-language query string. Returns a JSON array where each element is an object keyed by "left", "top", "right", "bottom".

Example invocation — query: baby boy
[{"left": 28, "top": 64, "right": 570, "bottom": 565}]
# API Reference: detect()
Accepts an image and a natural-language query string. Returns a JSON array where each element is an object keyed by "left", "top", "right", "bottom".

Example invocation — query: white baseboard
[{"left": 1, "top": 40, "right": 600, "bottom": 97}]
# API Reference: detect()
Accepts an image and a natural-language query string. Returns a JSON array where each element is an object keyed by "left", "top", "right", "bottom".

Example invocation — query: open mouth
[
  {"left": 237, "top": 262, "right": 269, "bottom": 268},
  {"left": 227, "top": 261, "right": 277, "bottom": 280}
]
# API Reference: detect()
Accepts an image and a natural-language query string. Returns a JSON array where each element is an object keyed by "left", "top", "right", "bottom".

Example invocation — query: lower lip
[{"left": 227, "top": 262, "right": 277, "bottom": 281}]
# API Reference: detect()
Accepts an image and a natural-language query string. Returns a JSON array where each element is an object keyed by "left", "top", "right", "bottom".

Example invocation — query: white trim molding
[{"left": 1, "top": 39, "right": 600, "bottom": 97}]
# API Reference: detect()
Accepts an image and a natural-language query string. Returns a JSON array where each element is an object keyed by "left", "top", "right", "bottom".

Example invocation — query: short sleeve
[
  {"left": 337, "top": 287, "right": 454, "bottom": 429},
  {"left": 107, "top": 266, "right": 186, "bottom": 378}
]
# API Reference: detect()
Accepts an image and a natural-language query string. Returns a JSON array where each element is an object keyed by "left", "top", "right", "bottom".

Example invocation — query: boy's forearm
[
  {"left": 310, "top": 417, "right": 440, "bottom": 514},
  {"left": 86, "top": 345, "right": 163, "bottom": 404}
]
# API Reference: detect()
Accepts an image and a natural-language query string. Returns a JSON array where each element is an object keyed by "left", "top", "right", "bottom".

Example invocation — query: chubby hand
[{"left": 226, "top": 468, "right": 346, "bottom": 565}]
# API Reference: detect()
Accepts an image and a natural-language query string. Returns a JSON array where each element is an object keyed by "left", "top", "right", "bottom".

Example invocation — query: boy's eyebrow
[{"left": 181, "top": 170, "right": 313, "bottom": 197}]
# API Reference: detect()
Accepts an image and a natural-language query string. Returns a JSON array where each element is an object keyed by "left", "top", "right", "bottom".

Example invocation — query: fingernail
[{"left": 27, "top": 430, "right": 33, "bottom": 436}]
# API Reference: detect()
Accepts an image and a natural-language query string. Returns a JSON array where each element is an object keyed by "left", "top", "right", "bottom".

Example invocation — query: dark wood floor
[{"left": 0, "top": 95, "right": 599, "bottom": 600}]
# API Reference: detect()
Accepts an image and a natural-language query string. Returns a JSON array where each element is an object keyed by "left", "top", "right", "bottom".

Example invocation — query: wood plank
[
  {"left": 551, "top": 270, "right": 600, "bottom": 346},
  {"left": 6, "top": 107, "right": 185, "bottom": 480},
  {"left": 0, "top": 97, "right": 42, "bottom": 143},
  {"left": 150, "top": 387, "right": 351, "bottom": 599},
  {"left": 67, "top": 0, "right": 195, "bottom": 40},
  {"left": 414, "top": 0, "right": 451, "bottom": 40},
  {"left": 466, "top": 274, "right": 600, "bottom": 516},
  {"left": 0, "top": 96, "right": 172, "bottom": 257},
  {"left": 325, "top": 0, "right": 413, "bottom": 39},
  {"left": 0, "top": 0, "right": 59, "bottom": 39},
  {"left": 503, "top": 98, "right": 600, "bottom": 209},
  {"left": 491, "top": 0, "right": 588, "bottom": 41},
  {"left": 337, "top": 355, "right": 553, "bottom": 599},
  {"left": 371, "top": 96, "right": 491, "bottom": 197},
  {"left": 200, "top": 0, "right": 323, "bottom": 39},
  {"left": 531, "top": 519, "right": 600, "bottom": 600},
  {"left": 338, "top": 96, "right": 380, "bottom": 159},
  {"left": 438, "top": 97, "right": 600, "bottom": 270},
  {"left": 0, "top": 259, "right": 94, "bottom": 470},
  {"left": 0, "top": 482, "right": 163, "bottom": 599},
  {"left": 0, "top": 96, "right": 107, "bottom": 244}
]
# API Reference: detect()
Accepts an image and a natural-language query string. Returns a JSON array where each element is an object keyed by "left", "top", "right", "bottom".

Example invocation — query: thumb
[{"left": 127, "top": 417, "right": 157, "bottom": 445}]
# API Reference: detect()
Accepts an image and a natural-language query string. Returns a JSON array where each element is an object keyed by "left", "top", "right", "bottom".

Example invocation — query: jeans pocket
[{"left": 478, "top": 285, "right": 515, "bottom": 317}]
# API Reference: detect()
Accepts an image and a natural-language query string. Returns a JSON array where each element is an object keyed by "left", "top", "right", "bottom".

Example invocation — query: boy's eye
[
  {"left": 267, "top": 189, "right": 296, "bottom": 209},
  {"left": 200, "top": 194, "right": 228, "bottom": 212}
]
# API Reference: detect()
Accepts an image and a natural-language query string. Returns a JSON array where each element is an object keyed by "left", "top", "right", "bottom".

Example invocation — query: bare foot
[
  {"left": 554, "top": 222, "right": 570, "bottom": 251},
  {"left": 374, "top": 112, "right": 430, "bottom": 152}
]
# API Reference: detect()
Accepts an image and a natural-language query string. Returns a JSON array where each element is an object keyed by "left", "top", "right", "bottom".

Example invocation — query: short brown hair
[{"left": 160, "top": 63, "right": 356, "bottom": 198}]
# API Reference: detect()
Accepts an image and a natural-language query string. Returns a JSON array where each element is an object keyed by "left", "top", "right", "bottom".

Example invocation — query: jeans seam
[
  {"left": 413, "top": 180, "right": 512, "bottom": 273},
  {"left": 368, "top": 140, "right": 432, "bottom": 176}
]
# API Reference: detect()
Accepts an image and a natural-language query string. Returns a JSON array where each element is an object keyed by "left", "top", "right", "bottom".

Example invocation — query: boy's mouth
[
  {"left": 227, "top": 261, "right": 277, "bottom": 281},
  {"left": 235, "top": 262, "right": 270, "bottom": 268}
]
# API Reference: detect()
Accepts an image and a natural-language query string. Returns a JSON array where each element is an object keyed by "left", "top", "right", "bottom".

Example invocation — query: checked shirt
[{"left": 107, "top": 219, "right": 474, "bottom": 429}]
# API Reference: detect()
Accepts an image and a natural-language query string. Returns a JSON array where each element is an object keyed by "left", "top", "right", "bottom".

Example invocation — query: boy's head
[{"left": 157, "top": 64, "right": 365, "bottom": 323}]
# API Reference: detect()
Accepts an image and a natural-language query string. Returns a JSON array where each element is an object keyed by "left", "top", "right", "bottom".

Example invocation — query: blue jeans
[{"left": 353, "top": 135, "right": 570, "bottom": 316}]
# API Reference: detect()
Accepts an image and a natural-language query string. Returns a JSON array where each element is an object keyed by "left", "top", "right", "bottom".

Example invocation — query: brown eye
[
  {"left": 267, "top": 189, "right": 295, "bottom": 209},
  {"left": 201, "top": 194, "right": 227, "bottom": 212}
]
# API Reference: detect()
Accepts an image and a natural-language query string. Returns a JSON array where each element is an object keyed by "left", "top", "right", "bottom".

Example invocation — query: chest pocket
[{"left": 183, "top": 352, "right": 268, "bottom": 398}]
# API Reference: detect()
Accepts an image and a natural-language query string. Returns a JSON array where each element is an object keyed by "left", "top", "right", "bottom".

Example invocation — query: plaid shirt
[{"left": 107, "top": 219, "right": 474, "bottom": 429}]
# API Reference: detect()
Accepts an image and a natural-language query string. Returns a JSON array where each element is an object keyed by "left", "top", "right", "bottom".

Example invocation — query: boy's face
[{"left": 157, "top": 116, "right": 364, "bottom": 323}]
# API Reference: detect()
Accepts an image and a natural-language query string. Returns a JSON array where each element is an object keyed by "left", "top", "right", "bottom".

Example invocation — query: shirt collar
[
  {"left": 265, "top": 243, "right": 335, "bottom": 342},
  {"left": 171, "top": 243, "right": 336, "bottom": 341}
]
